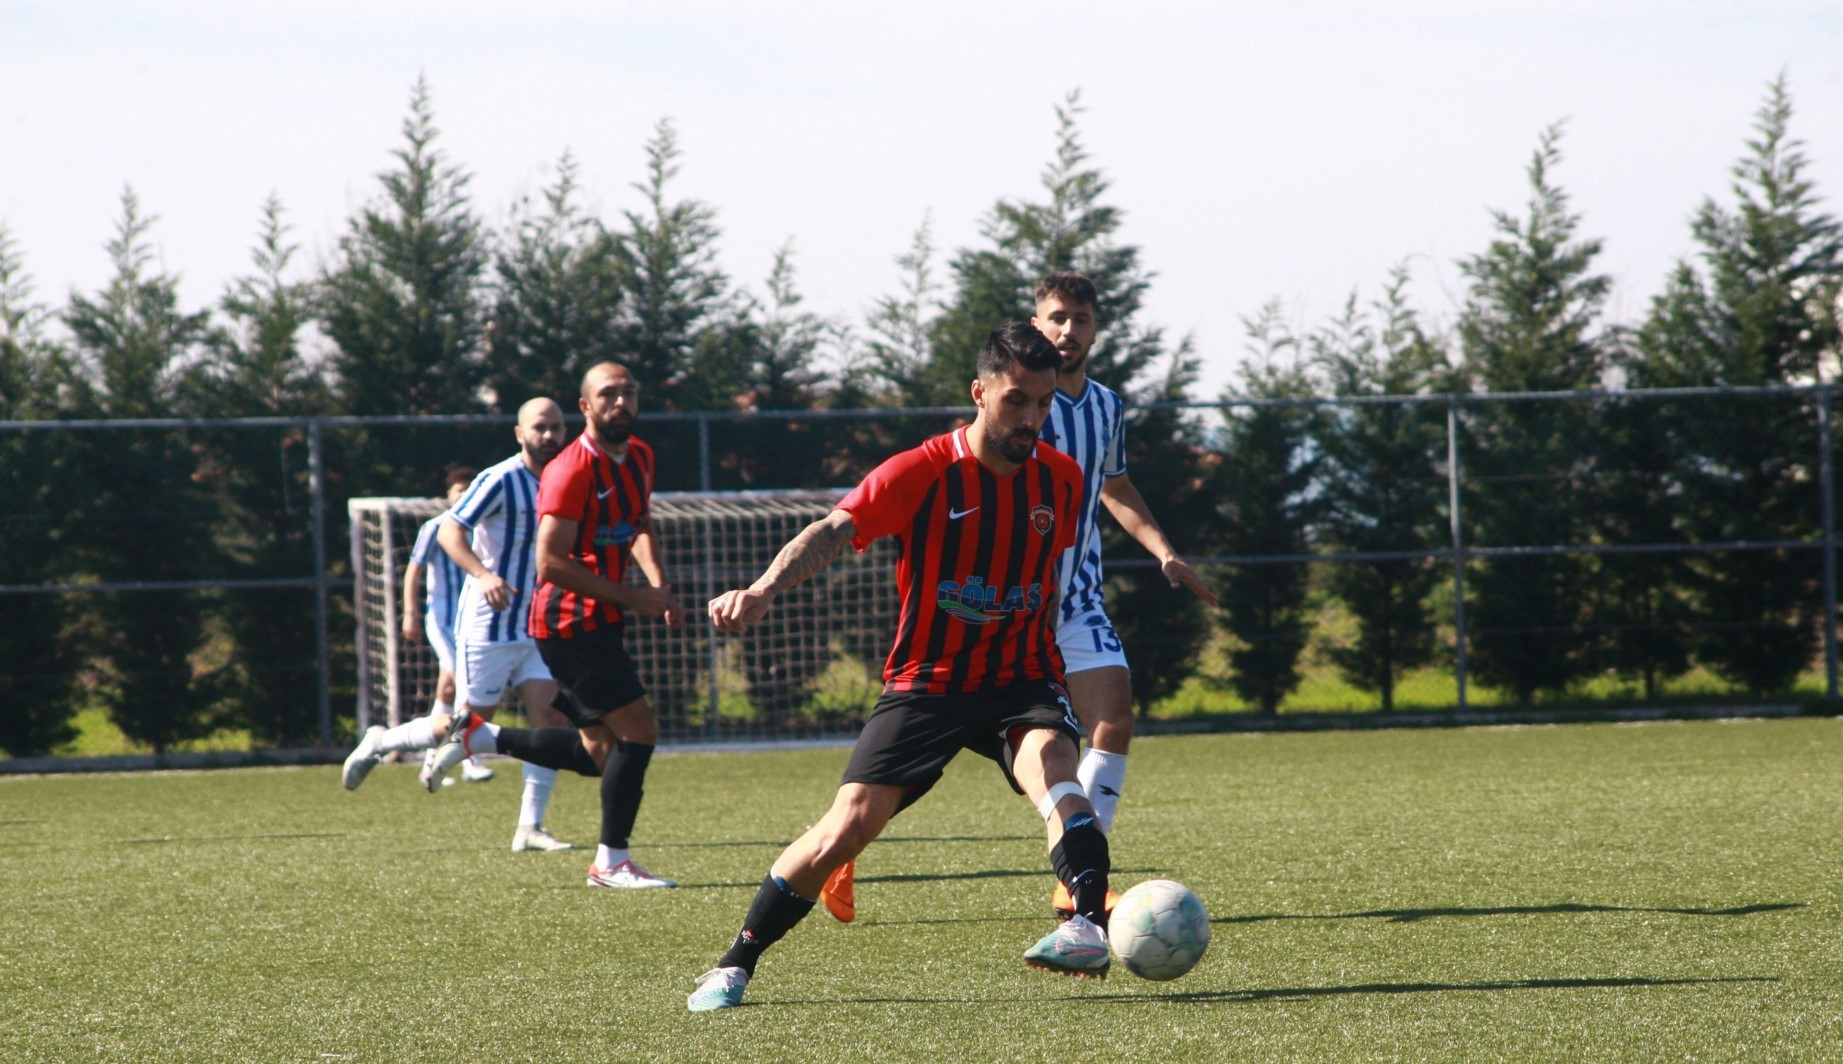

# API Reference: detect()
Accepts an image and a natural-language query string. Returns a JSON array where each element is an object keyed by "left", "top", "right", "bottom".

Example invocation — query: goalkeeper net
[{"left": 349, "top": 491, "right": 898, "bottom": 744}]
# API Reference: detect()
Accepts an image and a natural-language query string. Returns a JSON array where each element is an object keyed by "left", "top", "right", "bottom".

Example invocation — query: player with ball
[{"left": 690, "top": 324, "right": 1115, "bottom": 1011}]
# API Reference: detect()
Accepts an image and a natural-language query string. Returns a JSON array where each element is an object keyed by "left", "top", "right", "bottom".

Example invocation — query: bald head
[
  {"left": 518, "top": 396, "right": 563, "bottom": 428},
  {"left": 580, "top": 362, "right": 640, "bottom": 447},
  {"left": 581, "top": 362, "right": 635, "bottom": 399},
  {"left": 514, "top": 396, "right": 566, "bottom": 469}
]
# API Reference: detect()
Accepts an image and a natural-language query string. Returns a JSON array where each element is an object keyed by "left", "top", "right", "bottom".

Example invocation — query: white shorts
[
  {"left": 455, "top": 638, "right": 552, "bottom": 709},
  {"left": 425, "top": 611, "right": 456, "bottom": 675},
  {"left": 1056, "top": 607, "right": 1130, "bottom": 676}
]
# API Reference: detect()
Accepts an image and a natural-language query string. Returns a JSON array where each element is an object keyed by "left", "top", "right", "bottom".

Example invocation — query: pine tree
[
  {"left": 1456, "top": 125, "right": 1609, "bottom": 703},
  {"left": 62, "top": 189, "right": 221, "bottom": 754},
  {"left": 920, "top": 91, "right": 1167, "bottom": 405},
  {"left": 1312, "top": 271, "right": 1449, "bottom": 711},
  {"left": 483, "top": 152, "right": 628, "bottom": 411},
  {"left": 321, "top": 76, "right": 487, "bottom": 491},
  {"left": 1629, "top": 77, "right": 1842, "bottom": 695},
  {"left": 197, "top": 197, "right": 333, "bottom": 745},
  {"left": 1211, "top": 305, "right": 1321, "bottom": 713},
  {"left": 0, "top": 225, "right": 78, "bottom": 756},
  {"left": 614, "top": 119, "right": 740, "bottom": 412},
  {"left": 862, "top": 215, "right": 942, "bottom": 407}
]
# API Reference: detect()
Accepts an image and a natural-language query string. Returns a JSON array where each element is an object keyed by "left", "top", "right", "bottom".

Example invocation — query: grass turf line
[{"left": 1, "top": 719, "right": 1839, "bottom": 1062}]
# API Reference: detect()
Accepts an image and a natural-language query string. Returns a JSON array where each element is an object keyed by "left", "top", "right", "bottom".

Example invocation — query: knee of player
[{"left": 815, "top": 816, "right": 881, "bottom": 862}]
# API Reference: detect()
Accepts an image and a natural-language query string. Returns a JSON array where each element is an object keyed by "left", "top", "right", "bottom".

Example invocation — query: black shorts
[
  {"left": 841, "top": 679, "right": 1081, "bottom": 803},
  {"left": 536, "top": 623, "right": 647, "bottom": 729}
]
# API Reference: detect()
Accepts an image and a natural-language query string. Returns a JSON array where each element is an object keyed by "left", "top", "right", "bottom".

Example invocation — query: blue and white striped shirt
[
  {"left": 448, "top": 455, "right": 543, "bottom": 645},
  {"left": 1038, "top": 378, "right": 1127, "bottom": 621},
  {"left": 408, "top": 509, "right": 465, "bottom": 639}
]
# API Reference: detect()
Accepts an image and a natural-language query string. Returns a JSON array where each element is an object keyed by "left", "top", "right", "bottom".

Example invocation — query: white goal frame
[{"left": 348, "top": 490, "right": 898, "bottom": 743}]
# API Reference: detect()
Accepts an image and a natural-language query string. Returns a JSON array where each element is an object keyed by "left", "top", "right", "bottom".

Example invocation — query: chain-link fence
[{"left": 2, "top": 385, "right": 1836, "bottom": 757}]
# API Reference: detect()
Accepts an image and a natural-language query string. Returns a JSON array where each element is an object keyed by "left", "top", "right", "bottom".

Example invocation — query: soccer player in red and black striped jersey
[
  {"left": 687, "top": 324, "right": 1115, "bottom": 1012},
  {"left": 429, "top": 362, "right": 685, "bottom": 889}
]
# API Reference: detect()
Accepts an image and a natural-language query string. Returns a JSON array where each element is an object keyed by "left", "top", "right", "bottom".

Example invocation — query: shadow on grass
[
  {"left": 118, "top": 832, "right": 348, "bottom": 845},
  {"left": 684, "top": 866, "right": 1159, "bottom": 893},
  {"left": 1218, "top": 902, "right": 1803, "bottom": 925},
  {"left": 660, "top": 833, "right": 1040, "bottom": 850},
  {"left": 1090, "top": 975, "right": 1782, "bottom": 1005},
  {"left": 770, "top": 975, "right": 1779, "bottom": 1008}
]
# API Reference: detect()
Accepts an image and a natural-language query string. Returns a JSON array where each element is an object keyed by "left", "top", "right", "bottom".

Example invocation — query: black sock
[
  {"left": 1050, "top": 815, "right": 1111, "bottom": 928},
  {"left": 600, "top": 740, "right": 653, "bottom": 849},
  {"left": 493, "top": 727, "right": 600, "bottom": 777},
  {"left": 717, "top": 875, "right": 817, "bottom": 976}
]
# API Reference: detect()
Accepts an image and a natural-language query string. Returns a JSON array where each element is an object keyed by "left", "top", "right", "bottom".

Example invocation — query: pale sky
[{"left": 4, "top": 1, "right": 1840, "bottom": 400}]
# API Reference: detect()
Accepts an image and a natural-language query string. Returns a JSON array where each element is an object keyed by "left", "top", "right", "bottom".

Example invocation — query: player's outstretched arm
[
  {"left": 708, "top": 510, "right": 856, "bottom": 633},
  {"left": 1100, "top": 474, "right": 1220, "bottom": 607}
]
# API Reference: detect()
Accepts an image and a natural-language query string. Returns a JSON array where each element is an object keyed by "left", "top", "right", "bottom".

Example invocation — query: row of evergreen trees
[{"left": 1, "top": 77, "right": 1838, "bottom": 756}]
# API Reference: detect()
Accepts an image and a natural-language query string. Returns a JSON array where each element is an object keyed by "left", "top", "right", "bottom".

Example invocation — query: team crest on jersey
[
  {"left": 1030, "top": 504, "right": 1054, "bottom": 536},
  {"left": 594, "top": 520, "right": 637, "bottom": 547},
  {"left": 936, "top": 576, "right": 1044, "bottom": 625}
]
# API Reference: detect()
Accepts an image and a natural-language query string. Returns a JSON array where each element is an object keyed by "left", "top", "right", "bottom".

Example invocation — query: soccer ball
[{"left": 1109, "top": 879, "right": 1210, "bottom": 981}]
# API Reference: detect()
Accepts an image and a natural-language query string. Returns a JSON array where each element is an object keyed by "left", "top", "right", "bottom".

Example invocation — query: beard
[
  {"left": 596, "top": 411, "right": 636, "bottom": 443},
  {"left": 989, "top": 425, "right": 1037, "bottom": 465}
]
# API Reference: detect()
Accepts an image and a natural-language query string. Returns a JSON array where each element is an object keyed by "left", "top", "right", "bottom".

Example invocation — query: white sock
[
  {"left": 462, "top": 720, "right": 501, "bottom": 757},
  {"left": 595, "top": 844, "right": 629, "bottom": 871},
  {"left": 378, "top": 716, "right": 438, "bottom": 754},
  {"left": 1078, "top": 748, "right": 1128, "bottom": 835},
  {"left": 431, "top": 699, "right": 453, "bottom": 717},
  {"left": 520, "top": 764, "right": 557, "bottom": 828}
]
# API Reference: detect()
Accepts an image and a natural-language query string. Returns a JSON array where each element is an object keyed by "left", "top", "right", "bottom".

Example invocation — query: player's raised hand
[
  {"left": 479, "top": 572, "right": 512, "bottom": 610},
  {"left": 708, "top": 588, "right": 774, "bottom": 633},
  {"left": 1162, "top": 557, "right": 1219, "bottom": 607}
]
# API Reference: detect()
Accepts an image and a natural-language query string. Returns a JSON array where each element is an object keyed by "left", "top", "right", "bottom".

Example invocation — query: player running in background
[
  {"left": 343, "top": 398, "right": 579, "bottom": 854},
  {"left": 817, "top": 273, "right": 1219, "bottom": 924},
  {"left": 688, "top": 324, "right": 1110, "bottom": 1012},
  {"left": 401, "top": 463, "right": 492, "bottom": 784},
  {"left": 1024, "top": 271, "right": 1218, "bottom": 916},
  {"left": 424, "top": 362, "right": 684, "bottom": 890}
]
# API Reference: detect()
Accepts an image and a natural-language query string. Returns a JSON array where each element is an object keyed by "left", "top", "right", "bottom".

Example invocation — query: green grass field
[{"left": 4, "top": 719, "right": 1840, "bottom": 1062}]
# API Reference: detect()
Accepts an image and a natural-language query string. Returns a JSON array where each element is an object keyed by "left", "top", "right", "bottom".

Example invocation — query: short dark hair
[
  {"left": 442, "top": 463, "right": 478, "bottom": 491},
  {"left": 1034, "top": 272, "right": 1099, "bottom": 312},
  {"left": 977, "top": 322, "right": 1062, "bottom": 380}
]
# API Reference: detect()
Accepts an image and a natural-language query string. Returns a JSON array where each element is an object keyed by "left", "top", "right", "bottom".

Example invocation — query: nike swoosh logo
[
  {"left": 597, "top": 486, "right": 617, "bottom": 499},
  {"left": 948, "top": 506, "right": 979, "bottom": 519}
]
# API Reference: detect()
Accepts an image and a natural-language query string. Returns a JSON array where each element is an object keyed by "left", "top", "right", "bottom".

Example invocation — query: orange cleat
[
  {"left": 821, "top": 859, "right": 857, "bottom": 923},
  {"left": 1051, "top": 880, "right": 1119, "bottom": 921}
]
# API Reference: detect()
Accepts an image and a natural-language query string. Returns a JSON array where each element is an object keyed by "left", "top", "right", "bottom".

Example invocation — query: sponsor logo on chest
[
  {"left": 936, "top": 576, "right": 1044, "bottom": 625},
  {"left": 594, "top": 520, "right": 638, "bottom": 547}
]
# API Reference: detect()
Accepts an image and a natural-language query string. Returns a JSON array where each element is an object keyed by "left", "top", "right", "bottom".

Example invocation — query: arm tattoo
[{"left": 754, "top": 517, "right": 853, "bottom": 595}]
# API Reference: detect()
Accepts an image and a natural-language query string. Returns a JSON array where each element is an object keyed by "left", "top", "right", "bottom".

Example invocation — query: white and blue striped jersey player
[
  {"left": 408, "top": 509, "right": 466, "bottom": 674},
  {"left": 1038, "top": 376, "right": 1130, "bottom": 673},
  {"left": 446, "top": 454, "right": 553, "bottom": 709}
]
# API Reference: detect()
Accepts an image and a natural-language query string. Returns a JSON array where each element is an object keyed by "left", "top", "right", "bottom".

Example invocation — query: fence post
[
  {"left": 1447, "top": 397, "right": 1469, "bottom": 711},
  {"left": 309, "top": 419, "right": 333, "bottom": 747},
  {"left": 1820, "top": 389, "right": 1838, "bottom": 701},
  {"left": 698, "top": 412, "right": 712, "bottom": 493},
  {"left": 698, "top": 412, "right": 720, "bottom": 734}
]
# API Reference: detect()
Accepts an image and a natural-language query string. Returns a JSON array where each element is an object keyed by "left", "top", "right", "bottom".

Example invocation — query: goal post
[{"left": 348, "top": 490, "right": 898, "bottom": 743}]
